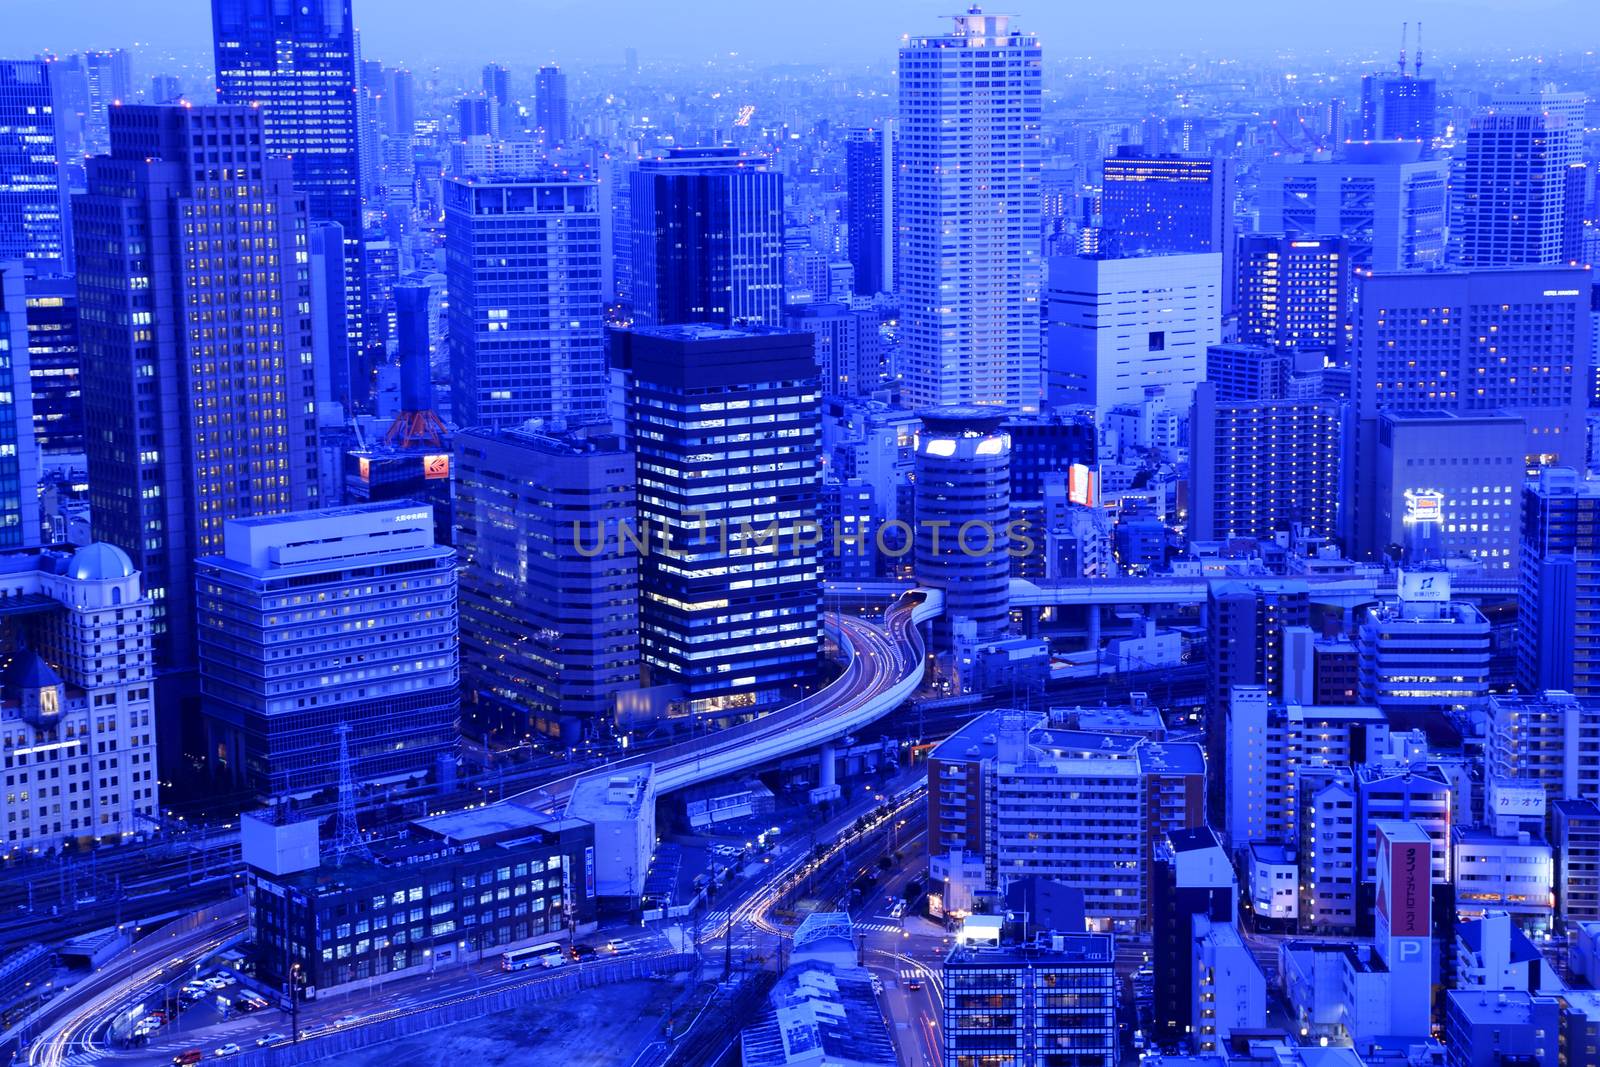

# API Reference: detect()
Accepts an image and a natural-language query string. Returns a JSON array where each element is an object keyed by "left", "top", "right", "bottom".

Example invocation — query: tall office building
[
  {"left": 898, "top": 9, "right": 1042, "bottom": 411},
  {"left": 0, "top": 266, "right": 40, "bottom": 548},
  {"left": 942, "top": 932, "right": 1118, "bottom": 1067},
  {"left": 1258, "top": 143, "right": 1448, "bottom": 274},
  {"left": 454, "top": 427, "right": 639, "bottom": 744},
  {"left": 455, "top": 96, "right": 493, "bottom": 138},
  {"left": 1519, "top": 468, "right": 1600, "bottom": 697},
  {"left": 1372, "top": 411, "right": 1526, "bottom": 568},
  {"left": 1236, "top": 234, "right": 1349, "bottom": 361},
  {"left": 481, "top": 62, "right": 514, "bottom": 137},
  {"left": 1189, "top": 380, "right": 1342, "bottom": 545},
  {"left": 534, "top": 65, "right": 568, "bottom": 146},
  {"left": 1358, "top": 71, "right": 1437, "bottom": 143},
  {"left": 843, "top": 127, "right": 892, "bottom": 296},
  {"left": 75, "top": 105, "right": 320, "bottom": 672},
  {"left": 0, "top": 61, "right": 69, "bottom": 274},
  {"left": 445, "top": 175, "right": 607, "bottom": 429},
  {"left": 630, "top": 147, "right": 784, "bottom": 329},
  {"left": 1357, "top": 570, "right": 1491, "bottom": 711},
  {"left": 1100, "top": 147, "right": 1236, "bottom": 306},
  {"left": 211, "top": 0, "right": 368, "bottom": 404},
  {"left": 1351, "top": 267, "right": 1592, "bottom": 559},
  {"left": 785, "top": 301, "right": 884, "bottom": 397},
  {"left": 1456, "top": 89, "right": 1588, "bottom": 268},
  {"left": 615, "top": 325, "right": 821, "bottom": 717},
  {"left": 1046, "top": 252, "right": 1221, "bottom": 414},
  {"left": 197, "top": 504, "right": 459, "bottom": 799},
  {"left": 23, "top": 275, "right": 83, "bottom": 457}
]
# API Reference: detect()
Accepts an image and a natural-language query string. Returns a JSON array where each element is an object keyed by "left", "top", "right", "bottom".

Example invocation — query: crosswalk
[{"left": 856, "top": 922, "right": 902, "bottom": 935}]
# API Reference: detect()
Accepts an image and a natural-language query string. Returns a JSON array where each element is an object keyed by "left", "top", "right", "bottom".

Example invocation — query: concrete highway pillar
[
  {"left": 820, "top": 744, "right": 837, "bottom": 791},
  {"left": 1086, "top": 605, "right": 1101, "bottom": 653}
]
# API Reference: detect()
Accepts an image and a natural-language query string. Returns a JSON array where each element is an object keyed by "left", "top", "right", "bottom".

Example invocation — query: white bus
[{"left": 501, "top": 942, "right": 566, "bottom": 972}]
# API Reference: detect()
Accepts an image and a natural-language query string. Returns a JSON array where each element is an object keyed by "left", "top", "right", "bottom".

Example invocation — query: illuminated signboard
[
  {"left": 1377, "top": 831, "right": 1431, "bottom": 937},
  {"left": 1068, "top": 463, "right": 1096, "bottom": 507},
  {"left": 424, "top": 454, "right": 450, "bottom": 480}
]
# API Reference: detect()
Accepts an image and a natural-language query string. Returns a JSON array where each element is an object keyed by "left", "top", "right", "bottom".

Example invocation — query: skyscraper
[
  {"left": 0, "top": 61, "right": 69, "bottom": 273},
  {"left": 535, "top": 64, "right": 568, "bottom": 146},
  {"left": 445, "top": 175, "right": 607, "bottom": 430},
  {"left": 1100, "top": 147, "right": 1237, "bottom": 307},
  {"left": 75, "top": 105, "right": 320, "bottom": 671},
  {"left": 23, "top": 275, "right": 82, "bottom": 457},
  {"left": 630, "top": 147, "right": 785, "bottom": 329},
  {"left": 482, "top": 62, "right": 514, "bottom": 136},
  {"left": 0, "top": 265, "right": 40, "bottom": 548},
  {"left": 1456, "top": 88, "right": 1588, "bottom": 268},
  {"left": 1351, "top": 267, "right": 1592, "bottom": 558},
  {"left": 1257, "top": 143, "right": 1448, "bottom": 274},
  {"left": 1358, "top": 73, "right": 1437, "bottom": 143},
  {"left": 615, "top": 324, "right": 821, "bottom": 718},
  {"left": 211, "top": 0, "right": 368, "bottom": 405},
  {"left": 1236, "top": 234, "right": 1349, "bottom": 361},
  {"left": 843, "top": 126, "right": 892, "bottom": 296},
  {"left": 455, "top": 427, "right": 639, "bottom": 744},
  {"left": 898, "top": 8, "right": 1042, "bottom": 411}
]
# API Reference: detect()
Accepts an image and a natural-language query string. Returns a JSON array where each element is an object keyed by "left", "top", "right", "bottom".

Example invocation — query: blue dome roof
[{"left": 67, "top": 543, "right": 135, "bottom": 581}]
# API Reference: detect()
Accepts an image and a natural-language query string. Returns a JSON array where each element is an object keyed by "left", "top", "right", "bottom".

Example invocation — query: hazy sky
[{"left": 5, "top": 0, "right": 1596, "bottom": 67}]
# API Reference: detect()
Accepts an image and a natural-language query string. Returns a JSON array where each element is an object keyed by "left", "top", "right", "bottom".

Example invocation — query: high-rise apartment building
[
  {"left": 0, "top": 543, "right": 157, "bottom": 854},
  {"left": 1519, "top": 468, "right": 1600, "bottom": 696},
  {"left": 454, "top": 428, "right": 639, "bottom": 744},
  {"left": 1456, "top": 88, "right": 1588, "bottom": 268},
  {"left": 0, "top": 61, "right": 69, "bottom": 273},
  {"left": 1188, "top": 380, "right": 1343, "bottom": 545},
  {"left": 75, "top": 105, "right": 320, "bottom": 672},
  {"left": 1258, "top": 143, "right": 1448, "bottom": 274},
  {"left": 843, "top": 127, "right": 892, "bottom": 296},
  {"left": 1046, "top": 252, "right": 1221, "bottom": 414},
  {"left": 615, "top": 325, "right": 821, "bottom": 717},
  {"left": 211, "top": 0, "right": 368, "bottom": 403},
  {"left": 1351, "top": 267, "right": 1592, "bottom": 559},
  {"left": 785, "top": 302, "right": 884, "bottom": 397},
  {"left": 1236, "top": 234, "right": 1349, "bottom": 360},
  {"left": 898, "top": 9, "right": 1042, "bottom": 411},
  {"left": 535, "top": 65, "right": 569, "bottom": 146},
  {"left": 196, "top": 504, "right": 459, "bottom": 799},
  {"left": 445, "top": 175, "right": 607, "bottom": 429},
  {"left": 630, "top": 147, "right": 784, "bottom": 329}
]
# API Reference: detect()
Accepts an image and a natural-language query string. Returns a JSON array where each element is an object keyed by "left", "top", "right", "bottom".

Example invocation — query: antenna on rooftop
[{"left": 331, "top": 722, "right": 372, "bottom": 867}]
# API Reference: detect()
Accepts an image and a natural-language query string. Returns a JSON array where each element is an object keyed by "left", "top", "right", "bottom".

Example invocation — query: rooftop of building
[
  {"left": 1249, "top": 842, "right": 1296, "bottom": 866},
  {"left": 945, "top": 931, "right": 1115, "bottom": 969},
  {"left": 566, "top": 767, "right": 654, "bottom": 823},
  {"left": 1457, "top": 917, "right": 1541, "bottom": 964},
  {"left": 741, "top": 958, "right": 896, "bottom": 1067},
  {"left": 1451, "top": 825, "right": 1549, "bottom": 849},
  {"left": 934, "top": 708, "right": 1202, "bottom": 776},
  {"left": 1447, "top": 988, "right": 1543, "bottom": 1025}
]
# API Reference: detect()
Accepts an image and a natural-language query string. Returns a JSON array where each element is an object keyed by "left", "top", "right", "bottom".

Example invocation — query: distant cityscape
[{"left": 0, "top": 3, "right": 1597, "bottom": 1066}]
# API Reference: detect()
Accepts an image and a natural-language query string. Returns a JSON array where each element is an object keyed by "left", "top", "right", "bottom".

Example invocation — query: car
[
  {"left": 203, "top": 977, "right": 229, "bottom": 990},
  {"left": 256, "top": 1032, "right": 286, "bottom": 1047},
  {"left": 215, "top": 973, "right": 238, "bottom": 986},
  {"left": 570, "top": 944, "right": 597, "bottom": 960},
  {"left": 213, "top": 1045, "right": 241, "bottom": 1058},
  {"left": 906, "top": 979, "right": 923, "bottom": 991},
  {"left": 172, "top": 1052, "right": 204, "bottom": 1066},
  {"left": 333, "top": 1014, "right": 361, "bottom": 1027}
]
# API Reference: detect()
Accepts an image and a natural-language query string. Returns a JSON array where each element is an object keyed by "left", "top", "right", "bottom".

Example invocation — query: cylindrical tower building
[{"left": 914, "top": 406, "right": 1012, "bottom": 644}]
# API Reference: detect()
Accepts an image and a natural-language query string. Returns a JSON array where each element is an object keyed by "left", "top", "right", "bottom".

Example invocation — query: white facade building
[
  {"left": 897, "top": 8, "right": 1042, "bottom": 411},
  {"left": 1046, "top": 252, "right": 1221, "bottom": 415},
  {"left": 0, "top": 544, "right": 157, "bottom": 854},
  {"left": 566, "top": 765, "right": 656, "bottom": 900}
]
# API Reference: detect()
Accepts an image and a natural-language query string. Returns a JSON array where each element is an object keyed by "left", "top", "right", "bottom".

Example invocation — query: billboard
[
  {"left": 424, "top": 454, "right": 450, "bottom": 480},
  {"left": 1398, "top": 569, "right": 1449, "bottom": 603},
  {"left": 1377, "top": 832, "right": 1431, "bottom": 937},
  {"left": 1068, "top": 463, "right": 1096, "bottom": 507}
]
